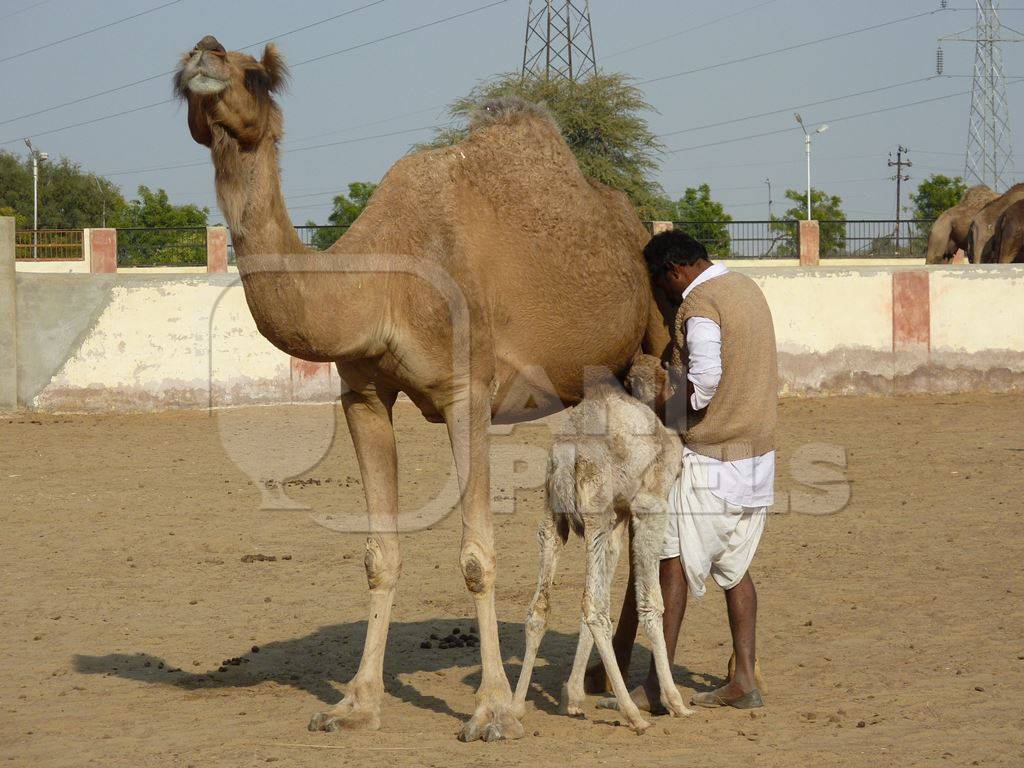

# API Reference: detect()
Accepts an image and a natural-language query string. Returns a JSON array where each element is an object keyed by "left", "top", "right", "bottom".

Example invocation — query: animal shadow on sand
[{"left": 74, "top": 619, "right": 723, "bottom": 720}]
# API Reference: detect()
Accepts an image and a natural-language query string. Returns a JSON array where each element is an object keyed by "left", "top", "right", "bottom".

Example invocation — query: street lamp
[
  {"left": 765, "top": 177, "right": 773, "bottom": 219},
  {"left": 23, "top": 138, "right": 48, "bottom": 258},
  {"left": 794, "top": 114, "right": 828, "bottom": 221}
]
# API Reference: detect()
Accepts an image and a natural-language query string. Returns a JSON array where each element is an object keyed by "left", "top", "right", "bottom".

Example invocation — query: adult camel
[
  {"left": 925, "top": 185, "right": 998, "bottom": 263},
  {"left": 173, "top": 37, "right": 670, "bottom": 742},
  {"left": 984, "top": 199, "right": 1024, "bottom": 263},
  {"left": 966, "top": 183, "right": 1024, "bottom": 263}
]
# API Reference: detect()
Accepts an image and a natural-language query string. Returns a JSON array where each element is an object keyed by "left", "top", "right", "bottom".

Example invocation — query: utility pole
[
  {"left": 888, "top": 146, "right": 912, "bottom": 249},
  {"left": 23, "top": 138, "right": 48, "bottom": 259},
  {"left": 794, "top": 114, "right": 829, "bottom": 220},
  {"left": 522, "top": 1, "right": 597, "bottom": 81},
  {"left": 939, "top": 1, "right": 1024, "bottom": 190},
  {"left": 765, "top": 178, "right": 773, "bottom": 219}
]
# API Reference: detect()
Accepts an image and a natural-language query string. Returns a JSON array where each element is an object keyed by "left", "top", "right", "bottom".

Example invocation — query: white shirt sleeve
[{"left": 685, "top": 316, "right": 722, "bottom": 411}]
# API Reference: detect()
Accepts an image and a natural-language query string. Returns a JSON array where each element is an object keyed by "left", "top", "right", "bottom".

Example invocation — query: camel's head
[
  {"left": 174, "top": 36, "right": 288, "bottom": 150},
  {"left": 625, "top": 354, "right": 668, "bottom": 412}
]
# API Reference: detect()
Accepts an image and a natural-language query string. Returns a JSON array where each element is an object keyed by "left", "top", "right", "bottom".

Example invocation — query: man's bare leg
[
  {"left": 690, "top": 571, "right": 762, "bottom": 708},
  {"left": 722, "top": 572, "right": 757, "bottom": 695}
]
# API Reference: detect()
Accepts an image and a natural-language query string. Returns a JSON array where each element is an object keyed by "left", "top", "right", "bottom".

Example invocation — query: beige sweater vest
[{"left": 674, "top": 271, "right": 779, "bottom": 461}]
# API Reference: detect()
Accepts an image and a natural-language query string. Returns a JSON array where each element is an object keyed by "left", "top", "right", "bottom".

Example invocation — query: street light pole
[
  {"left": 794, "top": 114, "right": 828, "bottom": 221},
  {"left": 24, "top": 139, "right": 47, "bottom": 258},
  {"left": 765, "top": 177, "right": 773, "bottom": 219}
]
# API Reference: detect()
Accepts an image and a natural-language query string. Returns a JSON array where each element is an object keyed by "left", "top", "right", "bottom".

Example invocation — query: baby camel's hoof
[
  {"left": 628, "top": 717, "right": 652, "bottom": 735},
  {"left": 559, "top": 683, "right": 586, "bottom": 717},
  {"left": 663, "top": 690, "right": 695, "bottom": 718},
  {"left": 308, "top": 706, "right": 380, "bottom": 733},
  {"left": 458, "top": 706, "right": 525, "bottom": 743}
]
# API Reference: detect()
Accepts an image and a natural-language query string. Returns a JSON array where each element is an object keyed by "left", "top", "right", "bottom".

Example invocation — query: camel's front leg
[
  {"left": 309, "top": 383, "right": 399, "bottom": 733},
  {"left": 445, "top": 388, "right": 524, "bottom": 743}
]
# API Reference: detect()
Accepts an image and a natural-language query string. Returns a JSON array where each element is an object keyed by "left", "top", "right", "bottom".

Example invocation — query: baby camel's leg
[
  {"left": 561, "top": 517, "right": 627, "bottom": 715},
  {"left": 583, "top": 522, "right": 650, "bottom": 734},
  {"left": 631, "top": 492, "right": 692, "bottom": 717},
  {"left": 513, "top": 515, "right": 563, "bottom": 719}
]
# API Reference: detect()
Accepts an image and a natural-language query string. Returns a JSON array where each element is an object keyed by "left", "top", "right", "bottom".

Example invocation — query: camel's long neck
[
  {"left": 210, "top": 138, "right": 385, "bottom": 364},
  {"left": 212, "top": 139, "right": 305, "bottom": 258}
]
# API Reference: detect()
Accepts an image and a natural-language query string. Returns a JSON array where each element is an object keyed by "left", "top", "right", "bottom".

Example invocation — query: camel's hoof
[
  {"left": 458, "top": 705, "right": 525, "bottom": 743},
  {"left": 663, "top": 689, "right": 695, "bottom": 718},
  {"left": 630, "top": 717, "right": 652, "bottom": 735},
  {"left": 308, "top": 704, "right": 381, "bottom": 733},
  {"left": 559, "top": 683, "right": 586, "bottom": 717}
]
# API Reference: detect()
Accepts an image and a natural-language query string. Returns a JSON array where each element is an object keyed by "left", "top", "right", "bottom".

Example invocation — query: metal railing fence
[
  {"left": 650, "top": 220, "right": 936, "bottom": 260},
  {"left": 14, "top": 230, "right": 84, "bottom": 260},
  {"left": 117, "top": 227, "right": 207, "bottom": 267}
]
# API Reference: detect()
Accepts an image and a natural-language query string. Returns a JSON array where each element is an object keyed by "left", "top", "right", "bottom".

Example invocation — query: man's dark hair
[{"left": 643, "top": 230, "right": 709, "bottom": 278}]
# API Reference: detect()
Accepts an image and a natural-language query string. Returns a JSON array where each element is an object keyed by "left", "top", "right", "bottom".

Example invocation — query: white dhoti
[{"left": 661, "top": 450, "right": 767, "bottom": 599}]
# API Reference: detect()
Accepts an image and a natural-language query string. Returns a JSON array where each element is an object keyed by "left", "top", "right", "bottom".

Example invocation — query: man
[{"left": 590, "top": 230, "right": 777, "bottom": 711}]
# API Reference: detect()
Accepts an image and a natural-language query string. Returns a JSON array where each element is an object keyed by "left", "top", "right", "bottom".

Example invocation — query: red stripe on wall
[{"left": 892, "top": 270, "right": 930, "bottom": 351}]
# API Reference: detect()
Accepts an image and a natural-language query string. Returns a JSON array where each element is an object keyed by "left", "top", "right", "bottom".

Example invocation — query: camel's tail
[{"left": 547, "top": 443, "right": 585, "bottom": 543}]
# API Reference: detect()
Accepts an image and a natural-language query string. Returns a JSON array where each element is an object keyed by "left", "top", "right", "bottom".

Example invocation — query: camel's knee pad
[{"left": 459, "top": 543, "right": 495, "bottom": 594}]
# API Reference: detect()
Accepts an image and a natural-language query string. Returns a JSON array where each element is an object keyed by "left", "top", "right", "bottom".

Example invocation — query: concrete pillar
[
  {"left": 290, "top": 358, "right": 334, "bottom": 402},
  {"left": 799, "top": 220, "right": 820, "bottom": 266},
  {"left": 892, "top": 270, "right": 931, "bottom": 393},
  {"left": 651, "top": 221, "right": 674, "bottom": 235},
  {"left": 88, "top": 228, "right": 117, "bottom": 273},
  {"left": 0, "top": 217, "right": 17, "bottom": 410},
  {"left": 206, "top": 226, "right": 228, "bottom": 273}
]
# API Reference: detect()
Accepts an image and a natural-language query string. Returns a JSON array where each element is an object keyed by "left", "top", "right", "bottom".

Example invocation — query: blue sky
[{"left": 3, "top": 0, "right": 1023, "bottom": 223}]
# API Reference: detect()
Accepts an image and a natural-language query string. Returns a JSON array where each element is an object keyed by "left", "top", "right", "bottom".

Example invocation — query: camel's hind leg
[
  {"left": 561, "top": 519, "right": 626, "bottom": 715},
  {"left": 309, "top": 382, "right": 399, "bottom": 733},
  {"left": 582, "top": 519, "right": 650, "bottom": 734},
  {"left": 630, "top": 493, "right": 692, "bottom": 717},
  {"left": 513, "top": 514, "right": 563, "bottom": 719}
]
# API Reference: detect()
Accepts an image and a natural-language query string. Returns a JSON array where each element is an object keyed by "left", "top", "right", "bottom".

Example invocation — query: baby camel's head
[{"left": 624, "top": 354, "right": 667, "bottom": 411}]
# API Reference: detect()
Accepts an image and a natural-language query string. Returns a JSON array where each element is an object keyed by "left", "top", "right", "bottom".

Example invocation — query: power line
[
  {"left": 639, "top": 8, "right": 950, "bottom": 87},
  {"left": 292, "top": 0, "right": 509, "bottom": 67},
  {"left": 657, "top": 77, "right": 933, "bottom": 139},
  {"left": 665, "top": 82, "right": 1024, "bottom": 155},
  {"left": 0, "top": 0, "right": 504, "bottom": 146},
  {"left": 0, "top": 0, "right": 54, "bottom": 22},
  {"left": 604, "top": 0, "right": 782, "bottom": 60},
  {"left": 0, "top": 0, "right": 182, "bottom": 64},
  {"left": 0, "top": 0, "right": 390, "bottom": 129}
]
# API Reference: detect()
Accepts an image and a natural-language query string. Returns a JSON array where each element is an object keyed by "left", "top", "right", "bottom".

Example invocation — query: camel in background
[
  {"left": 965, "top": 183, "right": 1024, "bottom": 263},
  {"left": 174, "top": 36, "right": 669, "bottom": 742},
  {"left": 984, "top": 199, "right": 1024, "bottom": 263},
  {"left": 925, "top": 185, "right": 998, "bottom": 263}
]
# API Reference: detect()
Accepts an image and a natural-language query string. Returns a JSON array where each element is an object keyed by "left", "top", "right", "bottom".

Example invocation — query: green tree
[
  {"left": 910, "top": 174, "right": 967, "bottom": 222},
  {"left": 0, "top": 150, "right": 125, "bottom": 229},
  {"left": 659, "top": 184, "right": 733, "bottom": 257},
  {"left": 305, "top": 181, "right": 378, "bottom": 250},
  {"left": 420, "top": 72, "right": 666, "bottom": 219},
  {"left": 113, "top": 185, "right": 207, "bottom": 228},
  {"left": 0, "top": 206, "right": 28, "bottom": 228},
  {"left": 113, "top": 186, "right": 209, "bottom": 266},
  {"left": 771, "top": 188, "right": 846, "bottom": 256}
]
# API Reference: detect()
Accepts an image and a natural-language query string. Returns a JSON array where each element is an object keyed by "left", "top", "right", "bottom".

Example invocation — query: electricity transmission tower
[
  {"left": 939, "top": 0, "right": 1024, "bottom": 190},
  {"left": 522, "top": 0, "right": 597, "bottom": 81}
]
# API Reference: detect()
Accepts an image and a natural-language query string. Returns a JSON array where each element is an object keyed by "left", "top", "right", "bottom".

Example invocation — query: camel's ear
[{"left": 260, "top": 43, "right": 288, "bottom": 93}]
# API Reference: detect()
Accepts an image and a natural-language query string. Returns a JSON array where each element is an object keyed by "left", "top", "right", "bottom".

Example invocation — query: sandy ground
[{"left": 1, "top": 394, "right": 1023, "bottom": 768}]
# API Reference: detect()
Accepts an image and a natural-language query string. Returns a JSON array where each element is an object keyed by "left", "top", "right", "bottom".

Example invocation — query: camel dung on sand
[
  {"left": 174, "top": 36, "right": 670, "bottom": 742},
  {"left": 925, "top": 184, "right": 998, "bottom": 264}
]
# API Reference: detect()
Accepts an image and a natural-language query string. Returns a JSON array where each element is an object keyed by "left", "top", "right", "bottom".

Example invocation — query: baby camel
[{"left": 512, "top": 356, "right": 692, "bottom": 734}]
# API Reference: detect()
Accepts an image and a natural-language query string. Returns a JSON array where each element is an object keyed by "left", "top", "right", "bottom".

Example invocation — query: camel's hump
[{"left": 468, "top": 97, "right": 558, "bottom": 134}]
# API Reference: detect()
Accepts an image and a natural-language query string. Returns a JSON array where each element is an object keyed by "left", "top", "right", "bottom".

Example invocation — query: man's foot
[
  {"left": 583, "top": 662, "right": 611, "bottom": 695},
  {"left": 595, "top": 682, "right": 670, "bottom": 716},
  {"left": 691, "top": 681, "right": 763, "bottom": 710}
]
